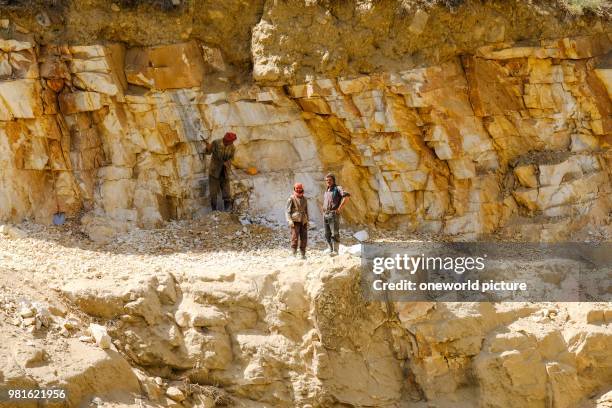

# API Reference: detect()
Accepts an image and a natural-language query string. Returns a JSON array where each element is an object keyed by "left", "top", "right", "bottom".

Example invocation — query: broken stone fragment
[
  {"left": 338, "top": 76, "right": 371, "bottom": 94},
  {"left": 62, "top": 317, "right": 80, "bottom": 330},
  {"left": 19, "top": 305, "right": 35, "bottom": 318},
  {"left": 89, "top": 323, "right": 112, "bottom": 349},
  {"left": 353, "top": 230, "right": 369, "bottom": 242},
  {"left": 133, "top": 369, "right": 164, "bottom": 401},
  {"left": 447, "top": 158, "right": 476, "bottom": 179},
  {"left": 201, "top": 45, "right": 225, "bottom": 72},
  {"left": 338, "top": 244, "right": 361, "bottom": 256},
  {"left": 69, "top": 57, "right": 111, "bottom": 74},
  {"left": 143, "top": 378, "right": 164, "bottom": 401},
  {"left": 32, "top": 302, "right": 51, "bottom": 326},
  {"left": 165, "top": 386, "right": 185, "bottom": 402},
  {"left": 90, "top": 396, "right": 103, "bottom": 406}
]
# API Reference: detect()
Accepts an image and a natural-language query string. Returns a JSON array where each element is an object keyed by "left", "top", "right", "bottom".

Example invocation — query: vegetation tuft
[
  {"left": 116, "top": 0, "right": 181, "bottom": 12},
  {"left": 557, "top": 0, "right": 609, "bottom": 16},
  {"left": 0, "top": 0, "right": 182, "bottom": 12},
  {"left": 0, "top": 0, "right": 65, "bottom": 7}
]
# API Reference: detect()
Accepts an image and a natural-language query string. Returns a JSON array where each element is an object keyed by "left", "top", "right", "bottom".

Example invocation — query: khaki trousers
[
  {"left": 209, "top": 174, "right": 230, "bottom": 210},
  {"left": 290, "top": 222, "right": 308, "bottom": 252}
]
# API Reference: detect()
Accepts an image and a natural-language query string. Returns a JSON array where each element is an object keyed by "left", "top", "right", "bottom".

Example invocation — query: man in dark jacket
[
  {"left": 321, "top": 173, "right": 350, "bottom": 255},
  {"left": 205, "top": 132, "right": 236, "bottom": 211},
  {"left": 286, "top": 182, "right": 309, "bottom": 259}
]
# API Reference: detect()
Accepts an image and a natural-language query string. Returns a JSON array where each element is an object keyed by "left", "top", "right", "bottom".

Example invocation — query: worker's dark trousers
[
  {"left": 209, "top": 174, "right": 231, "bottom": 211},
  {"left": 324, "top": 212, "right": 340, "bottom": 247},
  {"left": 290, "top": 222, "right": 308, "bottom": 253}
]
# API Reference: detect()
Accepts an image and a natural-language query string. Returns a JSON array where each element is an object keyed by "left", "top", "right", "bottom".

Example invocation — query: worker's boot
[
  {"left": 300, "top": 250, "right": 306, "bottom": 260},
  {"left": 291, "top": 248, "right": 297, "bottom": 257},
  {"left": 223, "top": 199, "right": 233, "bottom": 212},
  {"left": 210, "top": 199, "right": 217, "bottom": 212},
  {"left": 328, "top": 241, "right": 336, "bottom": 256}
]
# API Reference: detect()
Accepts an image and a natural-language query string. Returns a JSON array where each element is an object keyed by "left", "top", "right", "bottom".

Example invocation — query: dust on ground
[{"left": 0, "top": 212, "right": 365, "bottom": 300}]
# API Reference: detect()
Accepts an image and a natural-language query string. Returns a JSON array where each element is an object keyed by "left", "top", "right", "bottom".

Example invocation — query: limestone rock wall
[
  {"left": 54, "top": 259, "right": 612, "bottom": 407},
  {"left": 59, "top": 265, "right": 408, "bottom": 407},
  {"left": 291, "top": 38, "right": 612, "bottom": 239},
  {"left": 395, "top": 300, "right": 612, "bottom": 408},
  {"left": 0, "top": 18, "right": 610, "bottom": 240}
]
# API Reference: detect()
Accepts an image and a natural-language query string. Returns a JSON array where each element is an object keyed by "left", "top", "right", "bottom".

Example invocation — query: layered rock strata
[{"left": 0, "top": 20, "right": 609, "bottom": 241}]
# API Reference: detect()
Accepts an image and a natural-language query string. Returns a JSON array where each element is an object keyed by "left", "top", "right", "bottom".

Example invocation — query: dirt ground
[
  {"left": 0, "top": 213, "right": 361, "bottom": 407},
  {"left": 0, "top": 212, "right": 348, "bottom": 298},
  {"left": 0, "top": 213, "right": 610, "bottom": 407}
]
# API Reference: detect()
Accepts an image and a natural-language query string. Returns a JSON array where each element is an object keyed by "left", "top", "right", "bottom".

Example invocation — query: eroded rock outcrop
[
  {"left": 58, "top": 261, "right": 408, "bottom": 406},
  {"left": 0, "top": 17, "right": 609, "bottom": 242},
  {"left": 45, "top": 257, "right": 612, "bottom": 407}
]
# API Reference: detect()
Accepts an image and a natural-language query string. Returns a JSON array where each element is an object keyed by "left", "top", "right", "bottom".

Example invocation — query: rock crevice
[{"left": 2, "top": 19, "right": 610, "bottom": 241}]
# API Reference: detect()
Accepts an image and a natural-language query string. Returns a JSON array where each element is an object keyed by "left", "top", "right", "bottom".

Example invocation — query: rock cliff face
[
  {"left": 0, "top": 8, "right": 609, "bottom": 240},
  {"left": 0, "top": 3, "right": 610, "bottom": 405}
]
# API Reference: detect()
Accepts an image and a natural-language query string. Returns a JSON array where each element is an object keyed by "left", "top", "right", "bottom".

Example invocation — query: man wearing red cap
[
  {"left": 205, "top": 132, "right": 237, "bottom": 211},
  {"left": 286, "top": 182, "right": 309, "bottom": 259}
]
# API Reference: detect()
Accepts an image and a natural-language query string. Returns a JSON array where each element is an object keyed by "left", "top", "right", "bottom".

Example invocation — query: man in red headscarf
[
  {"left": 286, "top": 182, "right": 309, "bottom": 259},
  {"left": 205, "top": 132, "right": 237, "bottom": 211}
]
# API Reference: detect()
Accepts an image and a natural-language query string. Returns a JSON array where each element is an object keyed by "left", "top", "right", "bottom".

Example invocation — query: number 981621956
[{"left": 2, "top": 388, "right": 67, "bottom": 402}]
